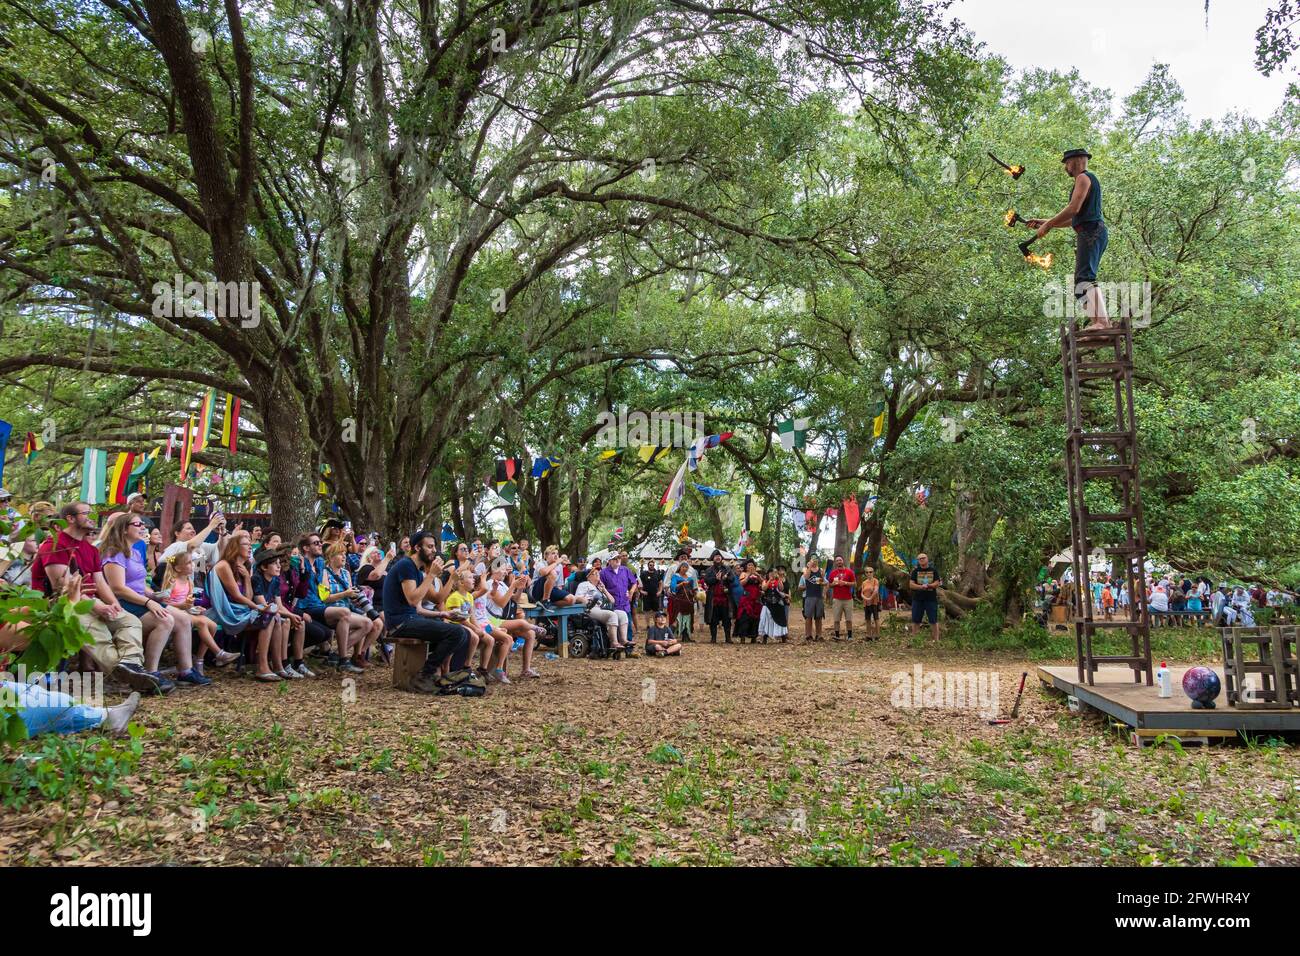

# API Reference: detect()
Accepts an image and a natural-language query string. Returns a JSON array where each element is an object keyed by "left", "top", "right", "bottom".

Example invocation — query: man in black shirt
[
  {"left": 639, "top": 560, "right": 664, "bottom": 629},
  {"left": 383, "top": 531, "right": 475, "bottom": 694},
  {"left": 909, "top": 553, "right": 942, "bottom": 641}
]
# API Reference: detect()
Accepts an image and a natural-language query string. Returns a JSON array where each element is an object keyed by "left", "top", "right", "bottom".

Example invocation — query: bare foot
[{"left": 1083, "top": 319, "right": 1113, "bottom": 331}]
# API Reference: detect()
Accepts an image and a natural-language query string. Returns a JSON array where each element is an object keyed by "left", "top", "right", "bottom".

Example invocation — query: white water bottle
[{"left": 1156, "top": 661, "right": 1172, "bottom": 698}]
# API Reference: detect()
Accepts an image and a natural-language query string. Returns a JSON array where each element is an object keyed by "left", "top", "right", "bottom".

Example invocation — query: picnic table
[{"left": 524, "top": 604, "right": 587, "bottom": 658}]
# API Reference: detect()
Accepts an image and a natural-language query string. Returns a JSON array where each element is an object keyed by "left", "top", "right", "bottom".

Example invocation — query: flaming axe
[{"left": 988, "top": 151, "right": 1025, "bottom": 179}]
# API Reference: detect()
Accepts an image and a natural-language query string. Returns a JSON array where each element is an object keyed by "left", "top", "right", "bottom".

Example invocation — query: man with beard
[{"left": 700, "top": 550, "right": 737, "bottom": 643}]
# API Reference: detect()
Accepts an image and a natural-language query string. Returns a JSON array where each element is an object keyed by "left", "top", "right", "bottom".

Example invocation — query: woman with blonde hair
[
  {"left": 321, "top": 540, "right": 383, "bottom": 671},
  {"left": 100, "top": 511, "right": 207, "bottom": 686}
]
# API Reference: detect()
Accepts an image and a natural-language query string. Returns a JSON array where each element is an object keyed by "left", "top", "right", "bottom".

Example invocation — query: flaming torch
[
  {"left": 988, "top": 151, "right": 1025, "bottom": 179},
  {"left": 1004, "top": 209, "right": 1027, "bottom": 229}
]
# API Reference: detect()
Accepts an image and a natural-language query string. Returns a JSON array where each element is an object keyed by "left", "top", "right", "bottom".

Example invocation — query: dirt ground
[{"left": 3, "top": 616, "right": 1298, "bottom": 866}]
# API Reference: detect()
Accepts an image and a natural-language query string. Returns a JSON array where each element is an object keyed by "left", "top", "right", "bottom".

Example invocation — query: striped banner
[
  {"left": 195, "top": 388, "right": 215, "bottom": 452},
  {"left": 180, "top": 415, "right": 194, "bottom": 479},
  {"left": 108, "top": 452, "right": 136, "bottom": 504},
  {"left": 80, "top": 448, "right": 107, "bottom": 504},
  {"left": 221, "top": 393, "right": 241, "bottom": 454}
]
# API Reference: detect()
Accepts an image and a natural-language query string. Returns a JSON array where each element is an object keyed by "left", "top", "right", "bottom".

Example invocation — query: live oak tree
[{"left": 0, "top": 0, "right": 978, "bottom": 537}]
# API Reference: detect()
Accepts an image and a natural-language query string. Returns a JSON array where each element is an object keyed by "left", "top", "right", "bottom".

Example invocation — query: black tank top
[{"left": 1070, "top": 170, "right": 1103, "bottom": 227}]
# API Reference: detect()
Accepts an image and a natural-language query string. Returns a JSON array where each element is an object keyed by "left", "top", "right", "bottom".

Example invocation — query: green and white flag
[
  {"left": 777, "top": 417, "right": 809, "bottom": 452},
  {"left": 80, "top": 448, "right": 107, "bottom": 504}
]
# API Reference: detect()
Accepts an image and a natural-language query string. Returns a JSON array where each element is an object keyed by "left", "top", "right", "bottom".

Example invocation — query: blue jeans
[
  {"left": 2, "top": 681, "right": 106, "bottom": 736},
  {"left": 1073, "top": 221, "right": 1108, "bottom": 298}
]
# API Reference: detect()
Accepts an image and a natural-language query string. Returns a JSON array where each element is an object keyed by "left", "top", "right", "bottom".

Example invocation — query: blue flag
[
  {"left": 0, "top": 419, "right": 10, "bottom": 488},
  {"left": 693, "top": 484, "right": 729, "bottom": 498}
]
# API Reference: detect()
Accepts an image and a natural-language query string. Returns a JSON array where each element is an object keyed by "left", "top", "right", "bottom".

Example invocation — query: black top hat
[{"left": 1061, "top": 148, "right": 1092, "bottom": 162}]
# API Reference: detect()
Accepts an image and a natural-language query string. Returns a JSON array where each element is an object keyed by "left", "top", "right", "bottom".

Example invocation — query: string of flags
[
  {"left": 23, "top": 430, "right": 43, "bottom": 464},
  {"left": 871, "top": 402, "right": 887, "bottom": 439}
]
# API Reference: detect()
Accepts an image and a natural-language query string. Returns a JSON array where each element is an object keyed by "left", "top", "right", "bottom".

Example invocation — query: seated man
[
  {"left": 644, "top": 611, "right": 682, "bottom": 657},
  {"left": 529, "top": 545, "right": 576, "bottom": 607},
  {"left": 383, "top": 531, "right": 479, "bottom": 694}
]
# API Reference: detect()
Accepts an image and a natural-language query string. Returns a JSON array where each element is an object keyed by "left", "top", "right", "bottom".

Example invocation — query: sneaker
[
  {"left": 323, "top": 652, "right": 341, "bottom": 666},
  {"left": 492, "top": 669, "right": 511, "bottom": 685},
  {"left": 174, "top": 668, "right": 212, "bottom": 687},
  {"left": 112, "top": 662, "right": 163, "bottom": 695},
  {"left": 521, "top": 668, "right": 541, "bottom": 679},
  {"left": 512, "top": 638, "right": 525, "bottom": 652},
  {"left": 293, "top": 662, "right": 316, "bottom": 678},
  {"left": 279, "top": 668, "right": 301, "bottom": 680},
  {"left": 338, "top": 661, "right": 364, "bottom": 674},
  {"left": 146, "top": 671, "right": 176, "bottom": 694},
  {"left": 213, "top": 650, "right": 241, "bottom": 667}
]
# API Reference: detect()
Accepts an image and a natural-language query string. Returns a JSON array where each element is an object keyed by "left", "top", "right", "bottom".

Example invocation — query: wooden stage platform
[{"left": 1037, "top": 665, "right": 1300, "bottom": 740}]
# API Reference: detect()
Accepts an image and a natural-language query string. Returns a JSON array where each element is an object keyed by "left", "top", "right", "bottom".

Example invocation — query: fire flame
[
  {"left": 1004, "top": 209, "right": 1019, "bottom": 228},
  {"left": 1025, "top": 251, "right": 1053, "bottom": 270},
  {"left": 1005, "top": 164, "right": 1025, "bottom": 179}
]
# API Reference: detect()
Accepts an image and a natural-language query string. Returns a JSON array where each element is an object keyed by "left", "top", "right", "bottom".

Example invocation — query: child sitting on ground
[{"left": 645, "top": 611, "right": 682, "bottom": 657}]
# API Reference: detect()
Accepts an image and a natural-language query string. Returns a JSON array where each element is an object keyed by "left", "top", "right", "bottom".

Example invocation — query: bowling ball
[{"left": 1181, "top": 666, "right": 1221, "bottom": 706}]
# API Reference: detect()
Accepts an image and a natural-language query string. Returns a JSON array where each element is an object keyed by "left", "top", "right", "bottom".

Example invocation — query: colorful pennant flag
[
  {"left": 743, "top": 494, "right": 765, "bottom": 534},
  {"left": 195, "top": 388, "right": 216, "bottom": 452},
  {"left": 871, "top": 402, "right": 887, "bottom": 439},
  {"left": 249, "top": 498, "right": 258, "bottom": 512},
  {"left": 636, "top": 445, "right": 671, "bottom": 464},
  {"left": 221, "top": 394, "right": 241, "bottom": 453},
  {"left": 734, "top": 529, "right": 750, "bottom": 556},
  {"left": 880, "top": 539, "right": 907, "bottom": 570},
  {"left": 843, "top": 497, "right": 861, "bottom": 533},
  {"left": 805, "top": 509, "right": 818, "bottom": 533},
  {"left": 660, "top": 457, "right": 689, "bottom": 515},
  {"left": 23, "top": 431, "right": 43, "bottom": 464},
  {"left": 863, "top": 495, "right": 878, "bottom": 516},
  {"left": 108, "top": 452, "right": 136, "bottom": 504},
  {"left": 179, "top": 416, "right": 194, "bottom": 479},
  {"left": 80, "top": 448, "right": 107, "bottom": 504},
  {"left": 441, "top": 523, "right": 456, "bottom": 542},
  {"left": 693, "top": 484, "right": 729, "bottom": 498},
  {"left": 531, "top": 456, "right": 561, "bottom": 479},
  {"left": 127, "top": 447, "right": 159, "bottom": 497},
  {"left": 598, "top": 449, "right": 623, "bottom": 465},
  {"left": 777, "top": 417, "right": 809, "bottom": 452},
  {"left": 165, "top": 430, "right": 174, "bottom": 461},
  {"left": 318, "top": 464, "right": 330, "bottom": 495},
  {"left": 702, "top": 432, "right": 733, "bottom": 450},
  {"left": 915, "top": 485, "right": 930, "bottom": 506}
]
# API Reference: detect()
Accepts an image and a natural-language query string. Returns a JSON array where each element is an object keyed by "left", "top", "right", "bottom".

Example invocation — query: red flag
[{"left": 842, "top": 497, "right": 861, "bottom": 533}]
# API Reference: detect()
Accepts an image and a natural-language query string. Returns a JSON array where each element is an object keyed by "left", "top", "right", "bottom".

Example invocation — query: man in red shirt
[
  {"left": 43, "top": 502, "right": 161, "bottom": 694},
  {"left": 828, "top": 555, "right": 857, "bottom": 642}
]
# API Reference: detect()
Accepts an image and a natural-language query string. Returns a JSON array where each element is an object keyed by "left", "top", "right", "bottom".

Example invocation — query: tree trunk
[
  {"left": 253, "top": 376, "right": 316, "bottom": 539},
  {"left": 953, "top": 485, "right": 990, "bottom": 596}
]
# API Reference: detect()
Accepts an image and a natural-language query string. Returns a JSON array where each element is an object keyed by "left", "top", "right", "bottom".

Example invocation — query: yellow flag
[{"left": 872, "top": 410, "right": 886, "bottom": 438}]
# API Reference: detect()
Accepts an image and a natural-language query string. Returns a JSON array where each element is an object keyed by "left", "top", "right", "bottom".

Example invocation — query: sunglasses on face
[{"left": 129, "top": 520, "right": 144, "bottom": 528}]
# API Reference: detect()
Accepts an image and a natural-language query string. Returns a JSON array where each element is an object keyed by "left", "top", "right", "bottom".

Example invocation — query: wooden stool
[{"left": 392, "top": 638, "right": 428, "bottom": 691}]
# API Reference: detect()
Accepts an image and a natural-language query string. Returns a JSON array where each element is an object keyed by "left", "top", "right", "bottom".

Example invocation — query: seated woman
[
  {"left": 321, "top": 542, "right": 383, "bottom": 672},
  {"left": 206, "top": 530, "right": 267, "bottom": 671},
  {"left": 99, "top": 512, "right": 207, "bottom": 686},
  {"left": 574, "top": 566, "right": 632, "bottom": 652},
  {"left": 483, "top": 563, "right": 543, "bottom": 679},
  {"left": 159, "top": 551, "right": 239, "bottom": 671}
]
